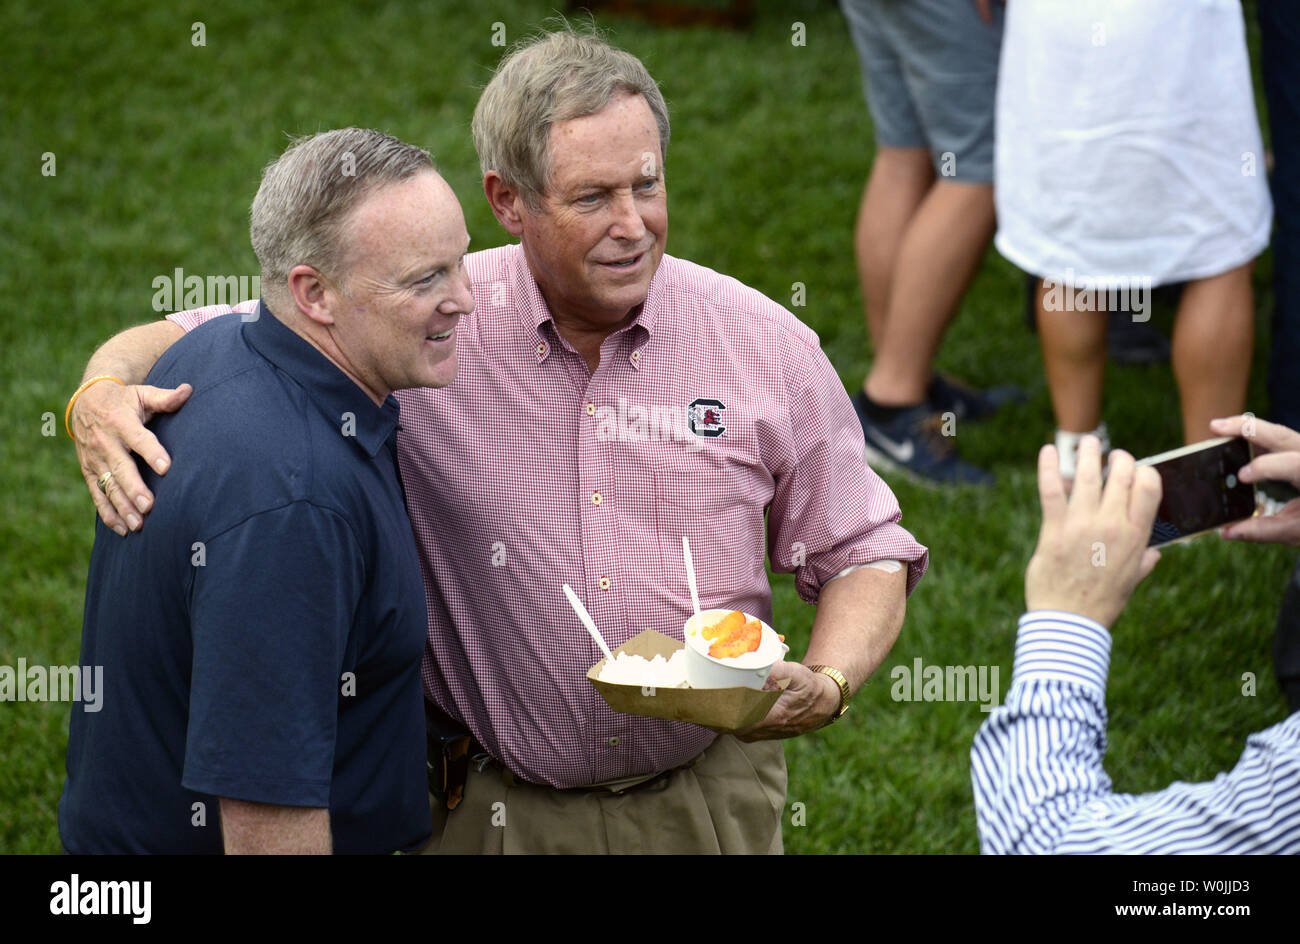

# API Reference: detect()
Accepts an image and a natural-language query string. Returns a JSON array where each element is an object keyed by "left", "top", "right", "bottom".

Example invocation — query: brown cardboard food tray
[{"left": 587, "top": 629, "right": 785, "bottom": 732}]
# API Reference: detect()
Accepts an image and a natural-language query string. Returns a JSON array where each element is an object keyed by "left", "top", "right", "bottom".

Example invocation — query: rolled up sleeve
[
  {"left": 166, "top": 298, "right": 258, "bottom": 332},
  {"left": 766, "top": 341, "right": 928, "bottom": 603}
]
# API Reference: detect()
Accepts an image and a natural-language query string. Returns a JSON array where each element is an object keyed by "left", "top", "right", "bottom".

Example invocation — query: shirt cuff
[
  {"left": 1012, "top": 610, "right": 1112, "bottom": 697},
  {"left": 166, "top": 310, "right": 201, "bottom": 331}
]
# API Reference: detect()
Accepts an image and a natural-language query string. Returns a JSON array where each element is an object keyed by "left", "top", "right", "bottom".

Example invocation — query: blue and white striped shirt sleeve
[{"left": 971, "top": 611, "right": 1300, "bottom": 854}]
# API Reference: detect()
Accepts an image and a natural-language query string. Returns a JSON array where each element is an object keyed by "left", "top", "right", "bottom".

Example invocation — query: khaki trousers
[{"left": 417, "top": 735, "right": 786, "bottom": 854}]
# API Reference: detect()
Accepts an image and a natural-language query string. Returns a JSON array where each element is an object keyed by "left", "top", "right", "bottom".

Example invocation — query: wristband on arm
[{"left": 65, "top": 375, "right": 124, "bottom": 439}]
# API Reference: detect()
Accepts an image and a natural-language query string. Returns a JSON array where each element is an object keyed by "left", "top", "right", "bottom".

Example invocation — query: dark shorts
[{"left": 841, "top": 0, "right": 1003, "bottom": 182}]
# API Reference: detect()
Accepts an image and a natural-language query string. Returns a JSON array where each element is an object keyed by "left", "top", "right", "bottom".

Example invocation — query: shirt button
[
  {"left": 607, "top": 736, "right": 620, "bottom": 747},
  {"left": 586, "top": 402, "right": 596, "bottom": 416},
  {"left": 631, "top": 350, "right": 640, "bottom": 362},
  {"left": 591, "top": 491, "right": 602, "bottom": 505},
  {"left": 599, "top": 576, "right": 611, "bottom": 591},
  {"left": 536, "top": 342, "right": 547, "bottom": 356}
]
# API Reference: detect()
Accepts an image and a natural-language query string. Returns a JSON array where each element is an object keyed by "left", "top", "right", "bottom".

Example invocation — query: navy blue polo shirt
[{"left": 59, "top": 302, "right": 431, "bottom": 854}]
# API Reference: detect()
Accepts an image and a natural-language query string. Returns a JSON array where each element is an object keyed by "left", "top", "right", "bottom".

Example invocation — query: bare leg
[
  {"left": 1036, "top": 281, "right": 1106, "bottom": 432},
  {"left": 863, "top": 179, "right": 996, "bottom": 405},
  {"left": 853, "top": 147, "right": 934, "bottom": 349},
  {"left": 1172, "top": 261, "right": 1255, "bottom": 443}
]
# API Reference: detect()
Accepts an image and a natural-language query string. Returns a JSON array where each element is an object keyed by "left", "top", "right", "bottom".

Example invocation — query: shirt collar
[
  {"left": 507, "top": 243, "right": 660, "bottom": 366},
  {"left": 242, "top": 299, "right": 400, "bottom": 458}
]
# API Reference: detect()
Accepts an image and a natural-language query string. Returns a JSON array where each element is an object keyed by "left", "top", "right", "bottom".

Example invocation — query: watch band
[{"left": 806, "top": 664, "right": 851, "bottom": 724}]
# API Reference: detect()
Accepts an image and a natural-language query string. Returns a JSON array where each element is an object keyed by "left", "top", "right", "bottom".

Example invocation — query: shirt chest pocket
[{"left": 653, "top": 468, "right": 768, "bottom": 607}]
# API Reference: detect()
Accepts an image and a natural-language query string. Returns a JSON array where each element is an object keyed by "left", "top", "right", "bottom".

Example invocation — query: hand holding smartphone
[
  {"left": 1135, "top": 436, "right": 1256, "bottom": 548},
  {"left": 1210, "top": 415, "right": 1300, "bottom": 547}
]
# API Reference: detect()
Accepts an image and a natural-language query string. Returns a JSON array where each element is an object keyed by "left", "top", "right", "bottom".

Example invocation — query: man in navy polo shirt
[{"left": 58, "top": 128, "right": 474, "bottom": 853}]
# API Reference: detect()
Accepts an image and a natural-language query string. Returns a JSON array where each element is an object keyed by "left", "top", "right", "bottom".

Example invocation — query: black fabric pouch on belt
[{"left": 424, "top": 699, "right": 484, "bottom": 811}]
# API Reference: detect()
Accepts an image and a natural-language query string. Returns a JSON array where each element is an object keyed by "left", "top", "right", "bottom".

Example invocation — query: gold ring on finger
[{"left": 97, "top": 471, "right": 114, "bottom": 493}]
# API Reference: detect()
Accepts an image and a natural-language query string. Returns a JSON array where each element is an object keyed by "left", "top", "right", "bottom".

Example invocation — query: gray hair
[
  {"left": 250, "top": 127, "right": 434, "bottom": 296},
  {"left": 471, "top": 28, "right": 670, "bottom": 210}
]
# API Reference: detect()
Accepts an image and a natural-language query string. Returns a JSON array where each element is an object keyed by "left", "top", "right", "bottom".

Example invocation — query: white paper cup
[{"left": 683, "top": 609, "right": 788, "bottom": 690}]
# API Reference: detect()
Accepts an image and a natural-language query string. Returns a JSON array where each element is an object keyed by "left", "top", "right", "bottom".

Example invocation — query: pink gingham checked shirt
[{"left": 170, "top": 244, "right": 928, "bottom": 788}]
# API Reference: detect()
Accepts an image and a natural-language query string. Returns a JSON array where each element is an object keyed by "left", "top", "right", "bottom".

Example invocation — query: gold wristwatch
[{"left": 807, "top": 664, "right": 851, "bottom": 724}]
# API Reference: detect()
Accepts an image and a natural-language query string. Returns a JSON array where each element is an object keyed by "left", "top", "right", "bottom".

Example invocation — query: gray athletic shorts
[{"left": 840, "top": 0, "right": 1003, "bottom": 182}]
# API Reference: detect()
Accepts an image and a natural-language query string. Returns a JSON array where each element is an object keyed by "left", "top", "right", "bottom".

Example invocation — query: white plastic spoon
[
  {"left": 682, "top": 535, "right": 701, "bottom": 621},
  {"left": 563, "top": 583, "right": 615, "bottom": 663}
]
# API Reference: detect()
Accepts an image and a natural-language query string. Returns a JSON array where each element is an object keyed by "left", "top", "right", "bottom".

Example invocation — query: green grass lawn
[{"left": 1, "top": 0, "right": 1291, "bottom": 854}]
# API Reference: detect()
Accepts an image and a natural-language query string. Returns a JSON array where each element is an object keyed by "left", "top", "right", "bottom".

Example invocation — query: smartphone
[{"left": 1135, "top": 436, "right": 1256, "bottom": 547}]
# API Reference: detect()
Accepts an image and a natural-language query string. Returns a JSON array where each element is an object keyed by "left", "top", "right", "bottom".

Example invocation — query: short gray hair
[
  {"left": 250, "top": 128, "right": 434, "bottom": 295},
  {"left": 471, "top": 28, "right": 670, "bottom": 209}
]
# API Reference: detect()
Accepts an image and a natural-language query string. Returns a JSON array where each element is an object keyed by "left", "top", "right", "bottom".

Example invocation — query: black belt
[{"left": 425, "top": 700, "right": 697, "bottom": 801}]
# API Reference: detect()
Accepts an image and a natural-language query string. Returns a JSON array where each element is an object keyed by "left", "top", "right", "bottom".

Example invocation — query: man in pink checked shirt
[{"left": 68, "top": 29, "right": 927, "bottom": 854}]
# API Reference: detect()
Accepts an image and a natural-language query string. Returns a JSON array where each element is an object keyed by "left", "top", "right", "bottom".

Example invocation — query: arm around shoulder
[{"left": 80, "top": 318, "right": 185, "bottom": 388}]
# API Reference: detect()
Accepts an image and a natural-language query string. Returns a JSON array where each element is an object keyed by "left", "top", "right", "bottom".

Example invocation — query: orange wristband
[{"left": 65, "top": 375, "right": 124, "bottom": 440}]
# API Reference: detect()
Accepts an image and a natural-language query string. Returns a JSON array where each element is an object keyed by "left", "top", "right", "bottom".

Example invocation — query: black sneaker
[
  {"left": 852, "top": 391, "right": 995, "bottom": 486},
  {"left": 1107, "top": 310, "right": 1170, "bottom": 365},
  {"left": 927, "top": 372, "right": 1025, "bottom": 422}
]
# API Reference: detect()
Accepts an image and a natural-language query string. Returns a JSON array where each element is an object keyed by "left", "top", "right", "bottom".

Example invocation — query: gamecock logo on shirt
[{"left": 687, "top": 398, "right": 726, "bottom": 438}]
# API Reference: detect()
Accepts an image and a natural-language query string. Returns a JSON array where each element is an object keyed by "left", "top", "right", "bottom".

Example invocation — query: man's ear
[
  {"left": 483, "top": 172, "right": 528, "bottom": 237},
  {"left": 286, "top": 265, "right": 335, "bottom": 326}
]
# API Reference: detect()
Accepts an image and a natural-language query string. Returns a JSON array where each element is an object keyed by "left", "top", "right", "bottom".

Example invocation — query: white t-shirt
[{"left": 994, "top": 0, "right": 1272, "bottom": 288}]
